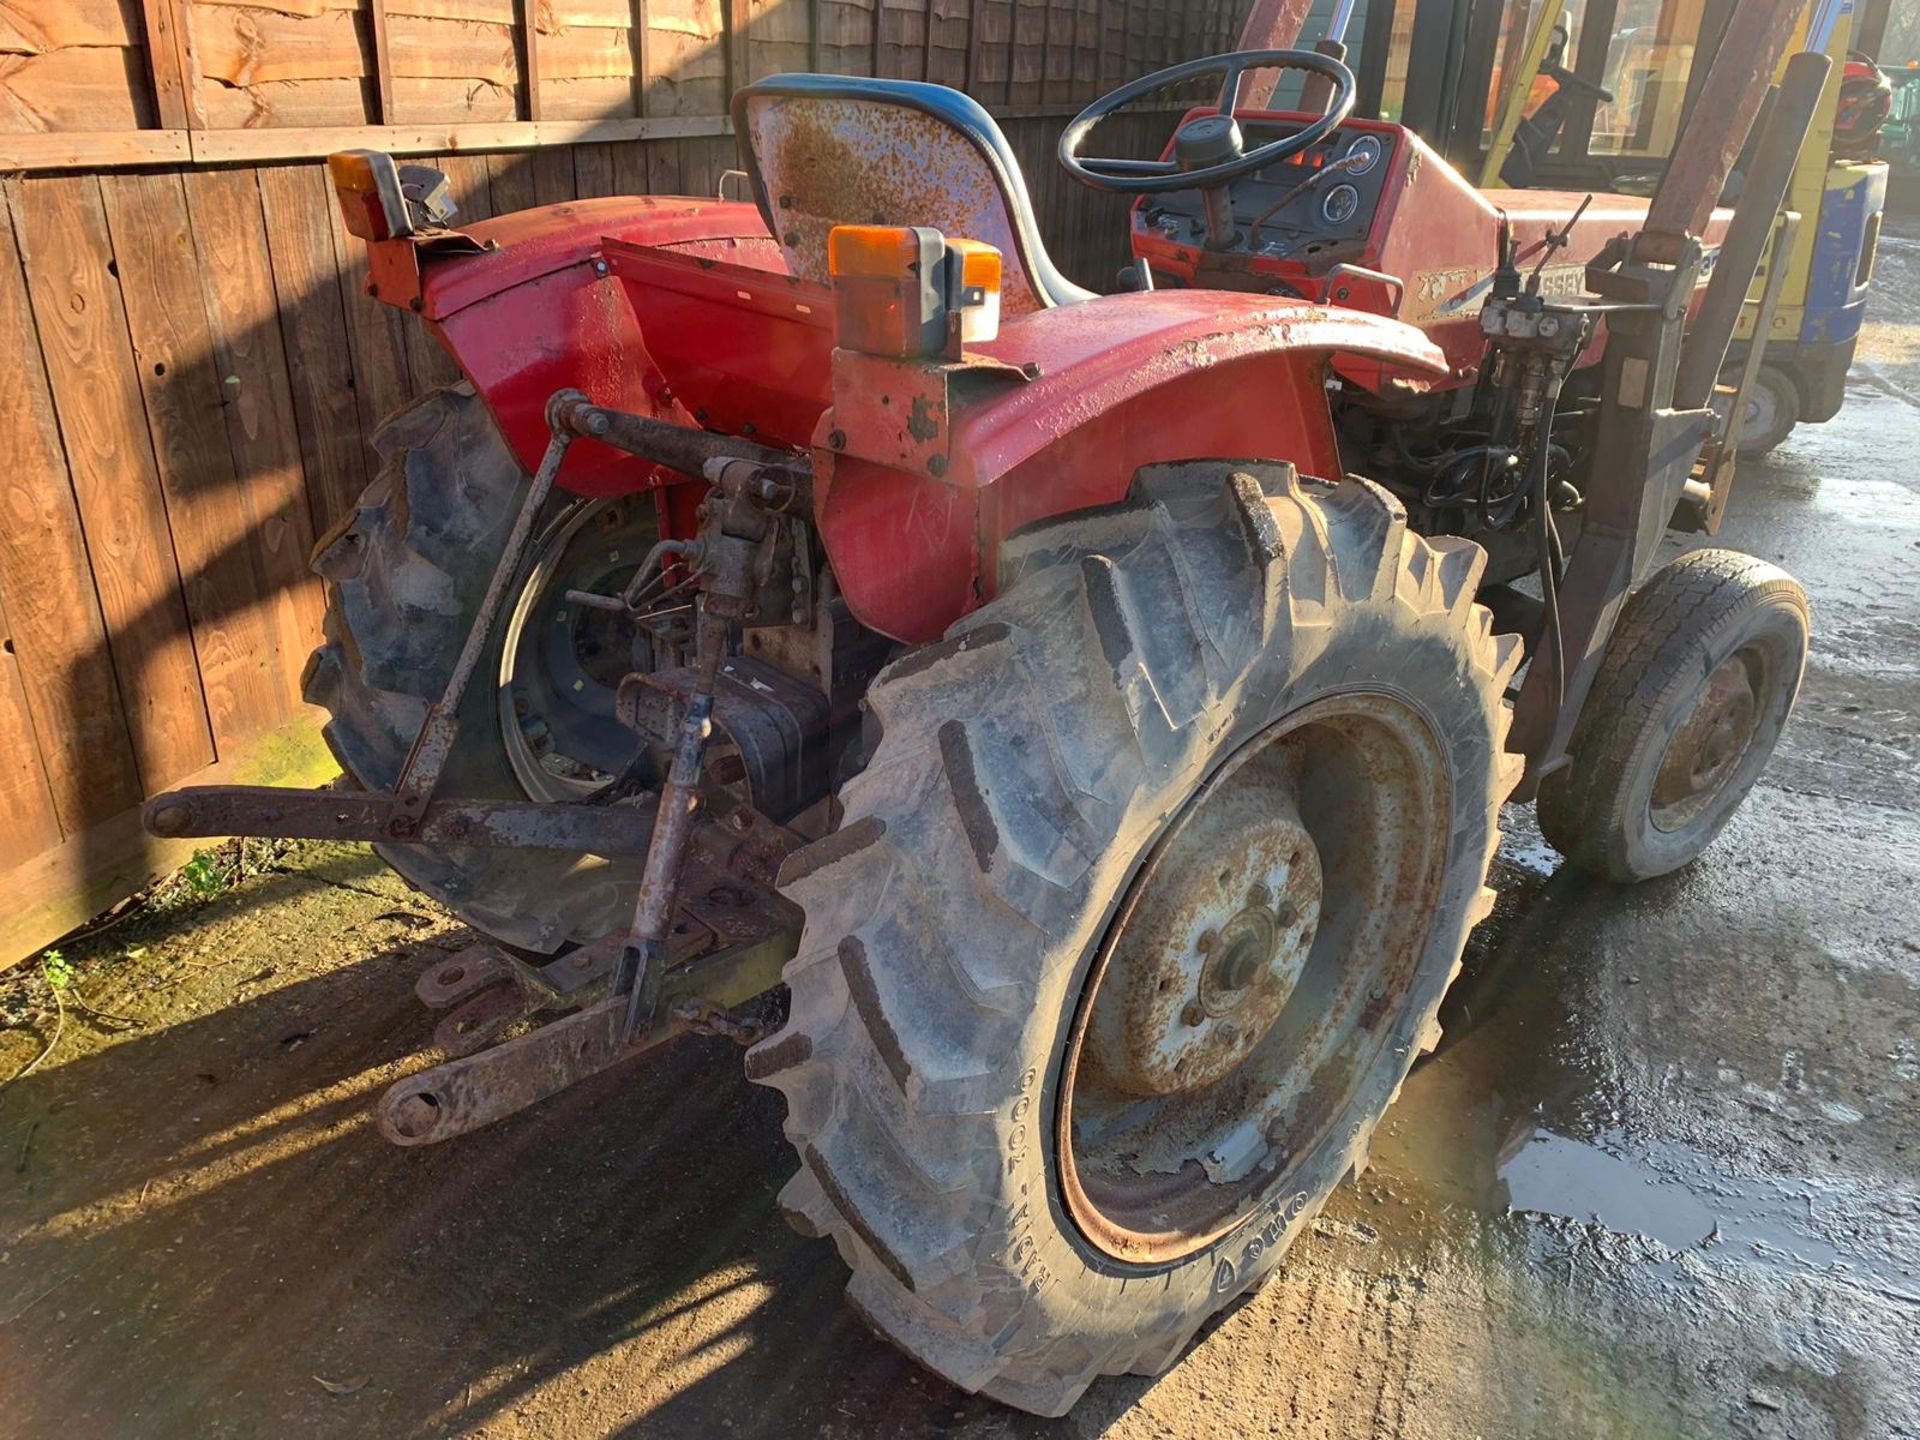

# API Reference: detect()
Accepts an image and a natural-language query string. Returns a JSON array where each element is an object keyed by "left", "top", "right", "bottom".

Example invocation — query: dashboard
[{"left": 1132, "top": 119, "right": 1401, "bottom": 270}]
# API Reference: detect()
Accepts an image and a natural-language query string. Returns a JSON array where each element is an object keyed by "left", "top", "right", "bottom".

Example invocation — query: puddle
[
  {"left": 1497, "top": 1128, "right": 1864, "bottom": 1271},
  {"left": 1500, "top": 1130, "right": 1718, "bottom": 1251},
  {"left": 1363, "top": 822, "right": 1920, "bottom": 1311}
]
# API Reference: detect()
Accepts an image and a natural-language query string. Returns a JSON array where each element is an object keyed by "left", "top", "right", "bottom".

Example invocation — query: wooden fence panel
[
  {"left": 323, "top": 166, "right": 420, "bottom": 441},
  {"left": 0, "top": 585, "right": 61, "bottom": 870},
  {"left": 0, "top": 184, "right": 146, "bottom": 836},
  {"left": 0, "top": 0, "right": 1265, "bottom": 967},
  {"left": 15, "top": 174, "right": 215, "bottom": 796},
  {"left": 99, "top": 170, "right": 287, "bottom": 757},
  {"left": 257, "top": 162, "right": 371, "bottom": 534},
  {"left": 180, "top": 167, "right": 326, "bottom": 718}
]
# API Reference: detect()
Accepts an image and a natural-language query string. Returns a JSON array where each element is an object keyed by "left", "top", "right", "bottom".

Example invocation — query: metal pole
[
  {"left": 1672, "top": 50, "right": 1835, "bottom": 411},
  {"left": 1234, "top": 0, "right": 1318, "bottom": 107},
  {"left": 1634, "top": 0, "right": 1808, "bottom": 265},
  {"left": 1808, "top": 0, "right": 1850, "bottom": 56},
  {"left": 1326, "top": 0, "right": 1358, "bottom": 46},
  {"left": 1479, "top": 0, "right": 1568, "bottom": 187}
]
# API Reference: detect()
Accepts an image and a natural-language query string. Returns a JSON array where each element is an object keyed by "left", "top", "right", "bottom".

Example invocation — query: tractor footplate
[{"left": 377, "top": 924, "right": 798, "bottom": 1145}]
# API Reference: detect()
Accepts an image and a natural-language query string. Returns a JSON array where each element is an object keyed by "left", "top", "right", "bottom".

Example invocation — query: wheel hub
[
  {"left": 1058, "top": 695, "right": 1451, "bottom": 1264},
  {"left": 1652, "top": 650, "right": 1761, "bottom": 828},
  {"left": 499, "top": 497, "right": 663, "bottom": 802},
  {"left": 1084, "top": 770, "right": 1322, "bottom": 1097}
]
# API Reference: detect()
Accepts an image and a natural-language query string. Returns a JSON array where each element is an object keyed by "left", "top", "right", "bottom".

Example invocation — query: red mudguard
[{"left": 374, "top": 197, "right": 1447, "bottom": 644}]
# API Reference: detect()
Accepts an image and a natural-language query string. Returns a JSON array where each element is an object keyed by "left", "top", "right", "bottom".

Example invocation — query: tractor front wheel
[
  {"left": 749, "top": 464, "right": 1522, "bottom": 1414},
  {"left": 1537, "top": 548, "right": 1809, "bottom": 883}
]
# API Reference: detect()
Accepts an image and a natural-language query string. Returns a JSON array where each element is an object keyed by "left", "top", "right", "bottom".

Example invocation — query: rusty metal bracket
[
  {"left": 415, "top": 938, "right": 625, "bottom": 1058},
  {"left": 386, "top": 395, "right": 589, "bottom": 834},
  {"left": 144, "top": 785, "right": 657, "bottom": 854},
  {"left": 823, "top": 347, "right": 1032, "bottom": 480},
  {"left": 376, "top": 924, "right": 798, "bottom": 1146}
]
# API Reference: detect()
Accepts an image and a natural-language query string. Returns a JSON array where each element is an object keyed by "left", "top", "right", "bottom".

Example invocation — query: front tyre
[
  {"left": 748, "top": 463, "right": 1522, "bottom": 1414},
  {"left": 1537, "top": 548, "right": 1809, "bottom": 883}
]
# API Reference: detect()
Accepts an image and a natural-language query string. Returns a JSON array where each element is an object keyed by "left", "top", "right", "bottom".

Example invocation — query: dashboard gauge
[
  {"left": 1321, "top": 183, "right": 1361, "bottom": 227},
  {"left": 1343, "top": 135, "right": 1384, "bottom": 174}
]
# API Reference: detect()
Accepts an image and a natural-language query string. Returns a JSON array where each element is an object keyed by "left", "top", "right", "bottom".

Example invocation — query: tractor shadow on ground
[
  {"left": 0, "top": 836, "right": 1625, "bottom": 1440},
  {"left": 0, "top": 860, "right": 1046, "bottom": 1439}
]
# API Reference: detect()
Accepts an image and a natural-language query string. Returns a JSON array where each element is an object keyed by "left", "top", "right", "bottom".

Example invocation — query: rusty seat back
[{"left": 731, "top": 74, "right": 1095, "bottom": 314}]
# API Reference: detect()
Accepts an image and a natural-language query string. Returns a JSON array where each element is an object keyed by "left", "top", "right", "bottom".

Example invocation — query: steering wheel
[{"left": 1058, "top": 49, "right": 1357, "bottom": 194}]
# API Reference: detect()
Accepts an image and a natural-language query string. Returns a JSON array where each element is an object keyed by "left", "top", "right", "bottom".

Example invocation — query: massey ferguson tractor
[{"left": 144, "top": 0, "right": 1827, "bottom": 1415}]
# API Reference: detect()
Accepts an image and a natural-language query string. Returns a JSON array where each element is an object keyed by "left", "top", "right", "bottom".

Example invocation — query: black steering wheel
[{"left": 1058, "top": 49, "right": 1357, "bottom": 194}]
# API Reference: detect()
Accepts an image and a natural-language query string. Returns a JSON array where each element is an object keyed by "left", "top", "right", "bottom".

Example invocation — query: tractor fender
[
  {"left": 410, "top": 197, "right": 779, "bottom": 496},
  {"left": 813, "top": 290, "right": 1451, "bottom": 643}
]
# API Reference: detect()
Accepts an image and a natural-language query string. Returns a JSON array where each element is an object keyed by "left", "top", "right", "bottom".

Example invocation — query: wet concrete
[{"left": 1, "top": 228, "right": 1917, "bottom": 1438}]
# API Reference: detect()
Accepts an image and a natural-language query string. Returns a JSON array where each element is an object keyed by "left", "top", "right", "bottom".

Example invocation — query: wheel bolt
[
  {"left": 1276, "top": 899, "right": 1299, "bottom": 927},
  {"left": 1181, "top": 1001, "right": 1206, "bottom": 1027},
  {"left": 1196, "top": 929, "right": 1219, "bottom": 955}
]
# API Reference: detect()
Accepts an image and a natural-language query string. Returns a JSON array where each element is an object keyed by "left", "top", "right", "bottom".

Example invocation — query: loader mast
[{"left": 1504, "top": 0, "right": 1827, "bottom": 792}]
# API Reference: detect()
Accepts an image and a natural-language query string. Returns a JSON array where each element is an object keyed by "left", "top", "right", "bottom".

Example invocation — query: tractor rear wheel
[
  {"left": 302, "top": 383, "right": 653, "bottom": 951},
  {"left": 749, "top": 463, "right": 1522, "bottom": 1414}
]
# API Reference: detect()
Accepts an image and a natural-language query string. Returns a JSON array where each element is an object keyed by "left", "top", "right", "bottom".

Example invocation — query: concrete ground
[{"left": 2, "top": 229, "right": 1918, "bottom": 1440}]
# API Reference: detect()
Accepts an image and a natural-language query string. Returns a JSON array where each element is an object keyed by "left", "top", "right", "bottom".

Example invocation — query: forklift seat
[{"left": 731, "top": 74, "right": 1095, "bottom": 314}]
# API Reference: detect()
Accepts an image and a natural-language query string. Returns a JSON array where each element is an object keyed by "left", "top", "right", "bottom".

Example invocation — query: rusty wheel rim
[
  {"left": 498, "top": 497, "right": 662, "bottom": 802},
  {"left": 1650, "top": 644, "right": 1770, "bottom": 833},
  {"left": 1058, "top": 693, "right": 1452, "bottom": 1266}
]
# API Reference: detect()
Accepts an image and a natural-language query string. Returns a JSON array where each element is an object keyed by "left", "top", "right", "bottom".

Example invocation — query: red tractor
[{"left": 147, "top": 3, "right": 1824, "bottom": 1415}]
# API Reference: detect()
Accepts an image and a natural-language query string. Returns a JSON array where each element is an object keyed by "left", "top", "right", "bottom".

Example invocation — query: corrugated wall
[{"left": 0, "top": 0, "right": 1263, "bottom": 965}]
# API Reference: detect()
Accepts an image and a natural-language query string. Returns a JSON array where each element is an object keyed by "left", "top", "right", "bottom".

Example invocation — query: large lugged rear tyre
[
  {"left": 1537, "top": 548, "right": 1809, "bottom": 883},
  {"left": 301, "top": 383, "right": 645, "bottom": 951},
  {"left": 748, "top": 463, "right": 1523, "bottom": 1414}
]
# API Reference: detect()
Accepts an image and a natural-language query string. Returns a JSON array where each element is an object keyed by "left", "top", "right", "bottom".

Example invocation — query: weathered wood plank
[
  {"left": 725, "top": 0, "right": 749, "bottom": 98},
  {"left": 645, "top": 0, "right": 727, "bottom": 114},
  {"left": 180, "top": 166, "right": 325, "bottom": 717},
  {"left": 13, "top": 174, "right": 215, "bottom": 795},
  {"left": 486, "top": 149, "right": 538, "bottom": 215},
  {"left": 100, "top": 170, "right": 288, "bottom": 755},
  {"left": 531, "top": 143, "right": 576, "bottom": 204},
  {"left": 0, "top": 0, "right": 151, "bottom": 134},
  {"left": 370, "top": 0, "right": 399, "bottom": 120},
  {"left": 0, "top": 584, "right": 62, "bottom": 868},
  {"left": 572, "top": 140, "right": 618, "bottom": 197},
  {"left": 0, "top": 130, "right": 191, "bottom": 170},
  {"left": 749, "top": 0, "right": 809, "bottom": 81},
  {"left": 136, "top": 0, "right": 194, "bottom": 130},
  {"left": 644, "top": 134, "right": 682, "bottom": 196},
  {"left": 0, "top": 182, "right": 143, "bottom": 834},
  {"left": 256, "top": 163, "right": 370, "bottom": 534},
  {"left": 320, "top": 157, "right": 418, "bottom": 436},
  {"left": 516, "top": 0, "right": 544, "bottom": 118}
]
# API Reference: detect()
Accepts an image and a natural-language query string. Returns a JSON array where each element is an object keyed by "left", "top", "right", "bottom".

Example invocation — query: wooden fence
[{"left": 0, "top": 0, "right": 1256, "bottom": 966}]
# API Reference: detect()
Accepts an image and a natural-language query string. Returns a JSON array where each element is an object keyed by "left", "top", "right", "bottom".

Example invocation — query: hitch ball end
[{"left": 145, "top": 796, "right": 193, "bottom": 837}]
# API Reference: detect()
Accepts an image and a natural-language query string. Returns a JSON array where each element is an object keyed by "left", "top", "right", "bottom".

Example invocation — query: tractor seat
[{"left": 730, "top": 74, "right": 1095, "bottom": 314}]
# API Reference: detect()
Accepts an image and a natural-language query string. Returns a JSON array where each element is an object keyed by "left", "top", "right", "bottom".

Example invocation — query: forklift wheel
[
  {"left": 1733, "top": 363, "right": 1802, "bottom": 458},
  {"left": 1538, "top": 549, "right": 1809, "bottom": 883}
]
